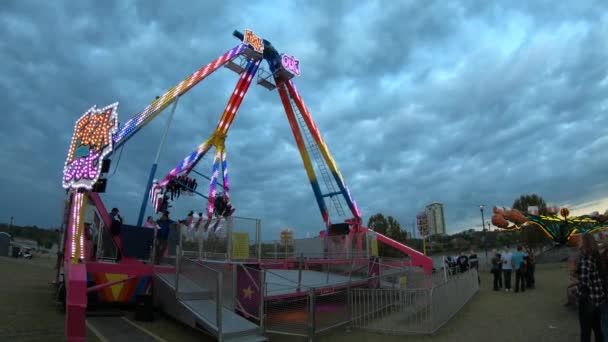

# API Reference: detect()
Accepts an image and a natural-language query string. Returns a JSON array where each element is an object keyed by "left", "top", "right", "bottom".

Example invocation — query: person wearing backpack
[{"left": 577, "top": 233, "right": 605, "bottom": 342}]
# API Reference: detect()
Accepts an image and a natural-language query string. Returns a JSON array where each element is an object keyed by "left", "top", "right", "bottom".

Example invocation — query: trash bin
[{"left": 135, "top": 294, "right": 154, "bottom": 322}]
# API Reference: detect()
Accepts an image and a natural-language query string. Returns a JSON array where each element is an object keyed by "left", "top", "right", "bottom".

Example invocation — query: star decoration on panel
[
  {"left": 243, "top": 285, "right": 254, "bottom": 300},
  {"left": 63, "top": 103, "right": 119, "bottom": 190}
]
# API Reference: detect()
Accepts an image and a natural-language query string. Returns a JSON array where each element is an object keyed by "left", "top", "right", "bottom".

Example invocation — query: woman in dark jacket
[
  {"left": 577, "top": 233, "right": 605, "bottom": 342},
  {"left": 491, "top": 249, "right": 502, "bottom": 291}
]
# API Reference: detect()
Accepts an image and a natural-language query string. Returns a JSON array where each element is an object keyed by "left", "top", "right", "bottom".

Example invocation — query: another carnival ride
[
  {"left": 56, "top": 29, "right": 432, "bottom": 341},
  {"left": 491, "top": 206, "right": 608, "bottom": 245}
]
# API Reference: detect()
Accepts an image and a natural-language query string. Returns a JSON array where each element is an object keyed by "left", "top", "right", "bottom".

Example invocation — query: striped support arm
[
  {"left": 113, "top": 44, "right": 247, "bottom": 148},
  {"left": 276, "top": 82, "right": 330, "bottom": 226},
  {"left": 206, "top": 149, "right": 222, "bottom": 218},
  {"left": 285, "top": 80, "right": 362, "bottom": 221}
]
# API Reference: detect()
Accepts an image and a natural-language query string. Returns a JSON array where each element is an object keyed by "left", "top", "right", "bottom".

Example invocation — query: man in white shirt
[{"left": 501, "top": 245, "right": 513, "bottom": 292}]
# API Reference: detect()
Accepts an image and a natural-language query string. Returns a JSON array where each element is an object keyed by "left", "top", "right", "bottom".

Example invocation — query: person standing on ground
[
  {"left": 512, "top": 246, "right": 527, "bottom": 293},
  {"left": 597, "top": 241, "right": 608, "bottom": 339},
  {"left": 576, "top": 233, "right": 605, "bottom": 342},
  {"left": 154, "top": 211, "right": 175, "bottom": 265},
  {"left": 526, "top": 246, "right": 536, "bottom": 289},
  {"left": 457, "top": 251, "right": 469, "bottom": 273},
  {"left": 491, "top": 249, "right": 502, "bottom": 291},
  {"left": 501, "top": 245, "right": 513, "bottom": 292},
  {"left": 469, "top": 250, "right": 480, "bottom": 284}
]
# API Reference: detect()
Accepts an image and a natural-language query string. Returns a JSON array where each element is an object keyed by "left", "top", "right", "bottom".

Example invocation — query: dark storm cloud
[{"left": 1, "top": 0, "right": 607, "bottom": 238}]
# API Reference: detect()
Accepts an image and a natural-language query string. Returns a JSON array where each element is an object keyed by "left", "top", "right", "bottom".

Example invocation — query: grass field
[{"left": 0, "top": 256, "right": 579, "bottom": 341}]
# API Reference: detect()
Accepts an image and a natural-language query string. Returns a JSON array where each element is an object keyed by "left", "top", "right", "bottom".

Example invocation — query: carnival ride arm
[
  {"left": 156, "top": 59, "right": 261, "bottom": 189},
  {"left": 111, "top": 44, "right": 248, "bottom": 150},
  {"left": 285, "top": 81, "right": 362, "bottom": 223}
]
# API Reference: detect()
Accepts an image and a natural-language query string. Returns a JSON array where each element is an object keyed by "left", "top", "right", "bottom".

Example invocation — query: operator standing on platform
[{"left": 154, "top": 211, "right": 175, "bottom": 265}]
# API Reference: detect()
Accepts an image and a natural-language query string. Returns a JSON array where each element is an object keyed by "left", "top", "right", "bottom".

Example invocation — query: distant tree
[
  {"left": 367, "top": 213, "right": 410, "bottom": 256},
  {"left": 386, "top": 216, "right": 405, "bottom": 241},
  {"left": 367, "top": 213, "right": 388, "bottom": 236},
  {"left": 513, "top": 194, "right": 548, "bottom": 215},
  {"left": 512, "top": 194, "right": 551, "bottom": 248}
]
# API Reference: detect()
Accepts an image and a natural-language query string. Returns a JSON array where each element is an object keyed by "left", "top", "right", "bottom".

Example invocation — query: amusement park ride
[
  {"left": 491, "top": 206, "right": 608, "bottom": 245},
  {"left": 56, "top": 29, "right": 432, "bottom": 341}
]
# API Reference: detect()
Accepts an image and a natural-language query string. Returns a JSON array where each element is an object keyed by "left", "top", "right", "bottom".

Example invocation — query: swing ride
[{"left": 57, "top": 29, "right": 432, "bottom": 341}]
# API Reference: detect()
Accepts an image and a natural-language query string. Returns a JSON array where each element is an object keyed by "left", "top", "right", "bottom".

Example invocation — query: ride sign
[
  {"left": 281, "top": 54, "right": 301, "bottom": 76},
  {"left": 63, "top": 103, "right": 119, "bottom": 190},
  {"left": 243, "top": 29, "right": 264, "bottom": 54}
]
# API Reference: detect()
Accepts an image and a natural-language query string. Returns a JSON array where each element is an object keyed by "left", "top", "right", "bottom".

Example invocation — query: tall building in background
[{"left": 425, "top": 202, "right": 446, "bottom": 236}]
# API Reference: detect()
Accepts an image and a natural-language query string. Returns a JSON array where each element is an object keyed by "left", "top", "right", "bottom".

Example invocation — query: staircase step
[
  {"left": 225, "top": 334, "right": 267, "bottom": 342},
  {"left": 181, "top": 299, "right": 260, "bottom": 334}
]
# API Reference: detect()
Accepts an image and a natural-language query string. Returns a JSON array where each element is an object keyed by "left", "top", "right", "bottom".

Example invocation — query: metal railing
[
  {"left": 262, "top": 262, "right": 410, "bottom": 340},
  {"left": 350, "top": 269, "right": 479, "bottom": 336},
  {"left": 176, "top": 251, "right": 225, "bottom": 339},
  {"left": 170, "top": 221, "right": 478, "bottom": 340}
]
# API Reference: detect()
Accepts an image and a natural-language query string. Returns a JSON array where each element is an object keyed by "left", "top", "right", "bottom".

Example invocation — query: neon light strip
[
  {"left": 215, "top": 60, "right": 257, "bottom": 134},
  {"left": 113, "top": 44, "right": 247, "bottom": 148},
  {"left": 218, "top": 60, "right": 262, "bottom": 133},
  {"left": 70, "top": 192, "right": 85, "bottom": 263},
  {"left": 78, "top": 195, "right": 86, "bottom": 260},
  {"left": 157, "top": 59, "right": 259, "bottom": 188},
  {"left": 206, "top": 148, "right": 222, "bottom": 217},
  {"left": 525, "top": 221, "right": 556, "bottom": 240},
  {"left": 285, "top": 80, "right": 361, "bottom": 220},
  {"left": 221, "top": 149, "right": 229, "bottom": 201}
]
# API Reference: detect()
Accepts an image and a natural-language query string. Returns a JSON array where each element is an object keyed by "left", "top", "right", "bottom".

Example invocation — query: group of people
[
  {"left": 445, "top": 250, "right": 480, "bottom": 274},
  {"left": 165, "top": 175, "right": 198, "bottom": 200},
  {"left": 569, "top": 233, "right": 608, "bottom": 342},
  {"left": 490, "top": 245, "right": 536, "bottom": 292},
  {"left": 141, "top": 192, "right": 236, "bottom": 265}
]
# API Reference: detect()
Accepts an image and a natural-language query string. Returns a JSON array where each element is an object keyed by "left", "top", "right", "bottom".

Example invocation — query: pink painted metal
[
  {"left": 362, "top": 227, "right": 433, "bottom": 275},
  {"left": 65, "top": 262, "right": 87, "bottom": 342}
]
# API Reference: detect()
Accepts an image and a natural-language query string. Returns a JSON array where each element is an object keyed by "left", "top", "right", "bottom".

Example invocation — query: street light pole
[{"left": 480, "top": 205, "right": 488, "bottom": 260}]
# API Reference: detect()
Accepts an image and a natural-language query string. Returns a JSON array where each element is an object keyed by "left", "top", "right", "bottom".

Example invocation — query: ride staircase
[
  {"left": 154, "top": 257, "right": 266, "bottom": 342},
  {"left": 290, "top": 95, "right": 346, "bottom": 217}
]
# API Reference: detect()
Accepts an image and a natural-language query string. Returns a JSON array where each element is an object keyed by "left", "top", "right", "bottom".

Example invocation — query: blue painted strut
[{"left": 136, "top": 97, "right": 180, "bottom": 226}]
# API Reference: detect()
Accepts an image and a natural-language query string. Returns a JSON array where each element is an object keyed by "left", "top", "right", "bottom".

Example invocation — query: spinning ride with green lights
[{"left": 491, "top": 206, "right": 608, "bottom": 245}]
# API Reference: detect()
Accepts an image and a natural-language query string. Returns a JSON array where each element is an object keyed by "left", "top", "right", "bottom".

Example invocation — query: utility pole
[
  {"left": 9, "top": 216, "right": 13, "bottom": 229},
  {"left": 480, "top": 205, "right": 488, "bottom": 260}
]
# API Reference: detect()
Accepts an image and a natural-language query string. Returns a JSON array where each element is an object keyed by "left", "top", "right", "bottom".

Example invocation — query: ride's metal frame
[{"left": 60, "top": 29, "right": 364, "bottom": 341}]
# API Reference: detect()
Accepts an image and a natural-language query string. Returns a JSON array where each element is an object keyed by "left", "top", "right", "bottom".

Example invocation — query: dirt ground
[{"left": 0, "top": 256, "right": 578, "bottom": 341}]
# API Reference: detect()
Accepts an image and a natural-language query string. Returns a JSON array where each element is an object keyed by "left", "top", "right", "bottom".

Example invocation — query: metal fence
[
  {"left": 262, "top": 265, "right": 410, "bottom": 339},
  {"left": 350, "top": 269, "right": 479, "bottom": 335}
]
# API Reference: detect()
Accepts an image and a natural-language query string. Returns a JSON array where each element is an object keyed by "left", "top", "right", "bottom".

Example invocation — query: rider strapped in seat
[{"left": 214, "top": 193, "right": 234, "bottom": 217}]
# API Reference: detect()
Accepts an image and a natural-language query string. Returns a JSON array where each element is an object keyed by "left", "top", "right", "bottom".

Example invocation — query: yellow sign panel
[
  {"left": 399, "top": 276, "right": 408, "bottom": 289},
  {"left": 106, "top": 273, "right": 128, "bottom": 300},
  {"left": 231, "top": 232, "right": 250, "bottom": 260},
  {"left": 371, "top": 239, "right": 378, "bottom": 256}
]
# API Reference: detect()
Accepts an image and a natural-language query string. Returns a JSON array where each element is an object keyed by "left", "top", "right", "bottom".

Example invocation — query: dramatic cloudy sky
[{"left": 1, "top": 0, "right": 607, "bottom": 239}]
